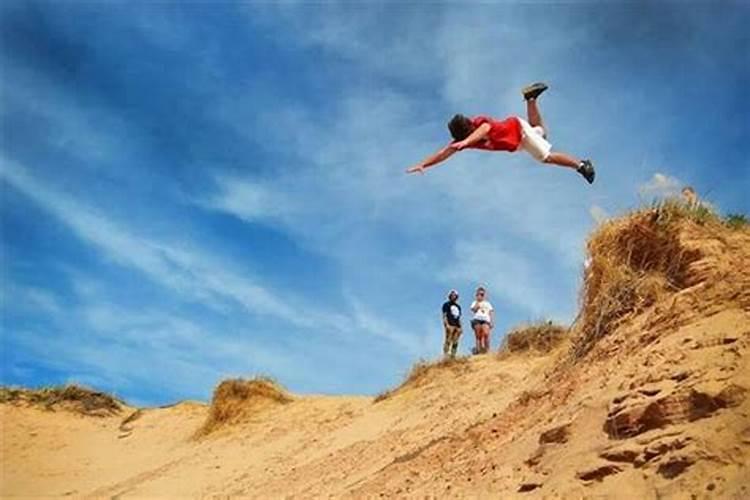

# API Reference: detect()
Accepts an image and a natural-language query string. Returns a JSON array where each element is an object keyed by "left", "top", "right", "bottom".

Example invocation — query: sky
[{"left": 1, "top": 1, "right": 748, "bottom": 406}]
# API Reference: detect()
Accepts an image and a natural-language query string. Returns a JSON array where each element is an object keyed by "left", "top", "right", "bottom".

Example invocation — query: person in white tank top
[{"left": 470, "top": 286, "right": 494, "bottom": 354}]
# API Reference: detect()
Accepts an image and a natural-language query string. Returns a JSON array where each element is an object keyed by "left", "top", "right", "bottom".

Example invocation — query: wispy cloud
[
  {"left": 589, "top": 205, "right": 609, "bottom": 224},
  {"left": 1, "top": 283, "right": 62, "bottom": 315},
  {"left": 1, "top": 158, "right": 314, "bottom": 328},
  {"left": 1, "top": 157, "right": 424, "bottom": 396},
  {"left": 638, "top": 172, "right": 684, "bottom": 199}
]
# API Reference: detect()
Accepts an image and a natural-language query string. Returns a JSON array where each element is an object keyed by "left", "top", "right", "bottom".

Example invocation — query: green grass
[{"left": 724, "top": 213, "right": 748, "bottom": 230}]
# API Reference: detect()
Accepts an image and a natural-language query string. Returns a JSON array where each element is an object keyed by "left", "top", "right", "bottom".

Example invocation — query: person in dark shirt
[{"left": 442, "top": 289, "right": 462, "bottom": 358}]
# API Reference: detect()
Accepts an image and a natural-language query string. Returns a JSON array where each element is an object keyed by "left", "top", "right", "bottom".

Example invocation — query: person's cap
[{"left": 447, "top": 289, "right": 459, "bottom": 298}]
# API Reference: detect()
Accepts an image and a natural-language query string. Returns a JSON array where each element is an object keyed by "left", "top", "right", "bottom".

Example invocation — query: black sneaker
[
  {"left": 577, "top": 160, "right": 595, "bottom": 184},
  {"left": 522, "top": 82, "right": 548, "bottom": 101}
]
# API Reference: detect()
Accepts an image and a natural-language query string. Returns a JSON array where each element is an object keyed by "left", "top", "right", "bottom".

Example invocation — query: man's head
[
  {"left": 682, "top": 186, "right": 697, "bottom": 204},
  {"left": 448, "top": 114, "right": 473, "bottom": 141},
  {"left": 475, "top": 286, "right": 486, "bottom": 299},
  {"left": 447, "top": 289, "right": 459, "bottom": 301}
]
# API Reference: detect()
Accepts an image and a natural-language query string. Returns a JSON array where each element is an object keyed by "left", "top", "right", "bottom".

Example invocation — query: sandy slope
[
  {"left": 1, "top": 355, "right": 548, "bottom": 497},
  {"left": 2, "top": 216, "right": 749, "bottom": 498}
]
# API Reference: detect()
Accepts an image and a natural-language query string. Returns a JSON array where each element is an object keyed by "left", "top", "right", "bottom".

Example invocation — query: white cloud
[
  {"left": 0, "top": 158, "right": 305, "bottom": 326},
  {"left": 638, "top": 172, "right": 684, "bottom": 199},
  {"left": 200, "top": 175, "right": 295, "bottom": 223},
  {"left": 589, "top": 204, "right": 609, "bottom": 224}
]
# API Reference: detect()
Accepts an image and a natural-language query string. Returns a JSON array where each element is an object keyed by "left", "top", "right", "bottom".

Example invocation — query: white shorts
[{"left": 518, "top": 118, "right": 552, "bottom": 162}]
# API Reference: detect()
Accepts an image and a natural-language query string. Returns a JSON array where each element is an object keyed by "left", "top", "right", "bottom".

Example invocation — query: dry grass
[
  {"left": 499, "top": 321, "right": 568, "bottom": 356},
  {"left": 0, "top": 384, "right": 123, "bottom": 416},
  {"left": 196, "top": 376, "right": 292, "bottom": 437},
  {"left": 573, "top": 199, "right": 720, "bottom": 360},
  {"left": 374, "top": 357, "right": 469, "bottom": 403}
]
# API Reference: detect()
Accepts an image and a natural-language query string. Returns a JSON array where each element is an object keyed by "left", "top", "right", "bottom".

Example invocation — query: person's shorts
[
  {"left": 471, "top": 319, "right": 491, "bottom": 328},
  {"left": 518, "top": 118, "right": 552, "bottom": 162}
]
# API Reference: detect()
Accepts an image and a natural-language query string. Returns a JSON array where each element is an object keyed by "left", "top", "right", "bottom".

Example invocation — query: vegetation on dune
[
  {"left": 196, "top": 376, "right": 292, "bottom": 437},
  {"left": 572, "top": 198, "right": 742, "bottom": 360},
  {"left": 0, "top": 384, "right": 123, "bottom": 416},
  {"left": 498, "top": 320, "right": 568, "bottom": 356},
  {"left": 724, "top": 213, "right": 748, "bottom": 230},
  {"left": 374, "top": 357, "right": 470, "bottom": 403}
]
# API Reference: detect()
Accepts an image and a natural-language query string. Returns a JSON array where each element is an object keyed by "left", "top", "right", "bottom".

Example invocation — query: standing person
[
  {"left": 470, "top": 287, "right": 495, "bottom": 354},
  {"left": 405, "top": 82, "right": 596, "bottom": 184},
  {"left": 441, "top": 289, "right": 462, "bottom": 358},
  {"left": 682, "top": 186, "right": 698, "bottom": 207}
]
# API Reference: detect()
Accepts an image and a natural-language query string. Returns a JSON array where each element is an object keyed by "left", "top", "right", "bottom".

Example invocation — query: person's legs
[
  {"left": 526, "top": 99, "right": 545, "bottom": 134},
  {"left": 482, "top": 324, "right": 491, "bottom": 352},
  {"left": 472, "top": 321, "right": 482, "bottom": 354}
]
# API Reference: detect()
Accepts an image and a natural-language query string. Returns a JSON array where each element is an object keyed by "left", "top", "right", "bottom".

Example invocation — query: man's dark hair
[{"left": 448, "top": 114, "right": 473, "bottom": 141}]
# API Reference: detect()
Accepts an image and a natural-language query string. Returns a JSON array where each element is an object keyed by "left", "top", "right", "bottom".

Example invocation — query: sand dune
[{"left": 2, "top": 203, "right": 749, "bottom": 498}]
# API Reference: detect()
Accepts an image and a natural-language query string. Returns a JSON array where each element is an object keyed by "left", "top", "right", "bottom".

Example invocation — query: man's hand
[
  {"left": 406, "top": 164, "right": 426, "bottom": 174},
  {"left": 451, "top": 141, "right": 467, "bottom": 151}
]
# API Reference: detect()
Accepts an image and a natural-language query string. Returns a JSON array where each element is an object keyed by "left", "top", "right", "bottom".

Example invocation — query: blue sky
[{"left": 1, "top": 1, "right": 748, "bottom": 405}]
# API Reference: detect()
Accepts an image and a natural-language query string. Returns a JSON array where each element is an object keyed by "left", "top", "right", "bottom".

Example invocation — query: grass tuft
[
  {"left": 499, "top": 321, "right": 568, "bottom": 356},
  {"left": 374, "top": 357, "right": 469, "bottom": 403},
  {"left": 0, "top": 384, "right": 123, "bottom": 416},
  {"left": 725, "top": 213, "right": 748, "bottom": 230},
  {"left": 196, "top": 376, "right": 292, "bottom": 437}
]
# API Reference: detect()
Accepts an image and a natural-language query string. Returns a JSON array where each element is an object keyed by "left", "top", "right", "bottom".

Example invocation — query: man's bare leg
[
  {"left": 544, "top": 151, "right": 580, "bottom": 169},
  {"left": 526, "top": 98, "right": 545, "bottom": 133}
]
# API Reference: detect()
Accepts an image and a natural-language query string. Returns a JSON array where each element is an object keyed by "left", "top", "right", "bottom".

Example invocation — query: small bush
[
  {"left": 374, "top": 357, "right": 469, "bottom": 403},
  {"left": 196, "top": 376, "right": 292, "bottom": 437},
  {"left": 499, "top": 321, "right": 567, "bottom": 355},
  {"left": 0, "top": 384, "right": 123, "bottom": 416}
]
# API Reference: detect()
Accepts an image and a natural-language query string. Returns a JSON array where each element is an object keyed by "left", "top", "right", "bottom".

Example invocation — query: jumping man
[{"left": 405, "top": 83, "right": 596, "bottom": 184}]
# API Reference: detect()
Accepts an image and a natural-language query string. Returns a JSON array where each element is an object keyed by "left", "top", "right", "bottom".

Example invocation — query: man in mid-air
[{"left": 406, "top": 83, "right": 596, "bottom": 184}]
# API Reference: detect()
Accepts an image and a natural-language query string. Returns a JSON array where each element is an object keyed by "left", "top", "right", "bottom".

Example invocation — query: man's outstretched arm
[{"left": 406, "top": 144, "right": 458, "bottom": 174}]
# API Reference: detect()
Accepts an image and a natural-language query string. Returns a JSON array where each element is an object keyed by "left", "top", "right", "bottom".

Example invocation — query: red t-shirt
[{"left": 467, "top": 115, "right": 522, "bottom": 152}]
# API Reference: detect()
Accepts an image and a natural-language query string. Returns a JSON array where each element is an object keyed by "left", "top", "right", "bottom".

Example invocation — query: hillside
[{"left": 2, "top": 203, "right": 749, "bottom": 498}]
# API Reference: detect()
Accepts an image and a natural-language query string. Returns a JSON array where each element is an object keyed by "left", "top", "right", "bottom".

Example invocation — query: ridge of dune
[{"left": 2, "top": 203, "right": 749, "bottom": 498}]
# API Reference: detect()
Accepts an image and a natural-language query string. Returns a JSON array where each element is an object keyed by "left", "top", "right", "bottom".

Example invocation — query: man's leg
[
  {"left": 543, "top": 151, "right": 580, "bottom": 169},
  {"left": 450, "top": 327, "right": 461, "bottom": 357},
  {"left": 443, "top": 326, "right": 451, "bottom": 356},
  {"left": 526, "top": 99, "right": 545, "bottom": 134}
]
